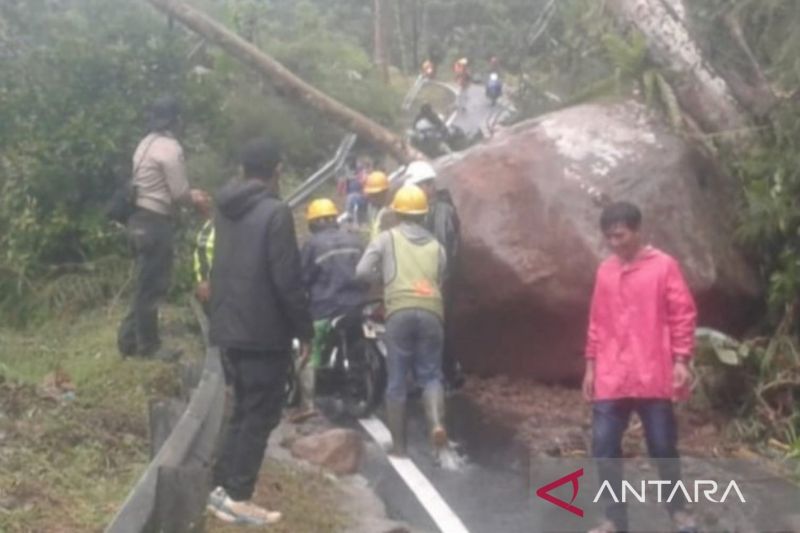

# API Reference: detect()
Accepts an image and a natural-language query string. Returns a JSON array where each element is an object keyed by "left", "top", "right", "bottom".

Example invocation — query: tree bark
[
  {"left": 411, "top": 0, "right": 419, "bottom": 69},
  {"left": 720, "top": 11, "right": 778, "bottom": 117},
  {"left": 394, "top": 0, "right": 409, "bottom": 73},
  {"left": 608, "top": 0, "right": 752, "bottom": 137},
  {"left": 146, "top": 0, "right": 423, "bottom": 162},
  {"left": 374, "top": 0, "right": 389, "bottom": 83}
]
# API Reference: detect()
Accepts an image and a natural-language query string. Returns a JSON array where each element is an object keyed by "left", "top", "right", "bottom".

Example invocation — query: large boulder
[{"left": 436, "top": 100, "right": 761, "bottom": 382}]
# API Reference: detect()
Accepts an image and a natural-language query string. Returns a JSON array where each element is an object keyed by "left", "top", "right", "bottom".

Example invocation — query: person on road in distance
[
  {"left": 355, "top": 185, "right": 449, "bottom": 458},
  {"left": 342, "top": 162, "right": 367, "bottom": 226},
  {"left": 485, "top": 56, "right": 503, "bottom": 106},
  {"left": 116, "top": 95, "right": 209, "bottom": 362},
  {"left": 583, "top": 201, "right": 698, "bottom": 533},
  {"left": 363, "top": 170, "right": 396, "bottom": 241},
  {"left": 404, "top": 161, "right": 463, "bottom": 391},
  {"left": 207, "top": 138, "right": 313, "bottom": 527},
  {"left": 421, "top": 58, "right": 436, "bottom": 79},
  {"left": 297, "top": 198, "right": 367, "bottom": 421},
  {"left": 453, "top": 57, "right": 470, "bottom": 87},
  {"left": 453, "top": 57, "right": 471, "bottom": 110}
]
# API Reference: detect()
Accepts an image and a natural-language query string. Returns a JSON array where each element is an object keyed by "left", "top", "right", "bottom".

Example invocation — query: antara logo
[
  {"left": 535, "top": 468, "right": 585, "bottom": 517},
  {"left": 536, "top": 468, "right": 747, "bottom": 517}
]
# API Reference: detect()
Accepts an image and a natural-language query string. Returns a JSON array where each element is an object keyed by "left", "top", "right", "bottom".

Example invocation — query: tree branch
[{"left": 145, "top": 0, "right": 424, "bottom": 163}]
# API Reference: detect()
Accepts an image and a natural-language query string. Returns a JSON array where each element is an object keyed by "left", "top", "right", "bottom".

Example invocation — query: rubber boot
[
  {"left": 299, "top": 362, "right": 316, "bottom": 412},
  {"left": 422, "top": 385, "right": 448, "bottom": 449},
  {"left": 289, "top": 362, "right": 317, "bottom": 424},
  {"left": 385, "top": 400, "right": 407, "bottom": 456}
]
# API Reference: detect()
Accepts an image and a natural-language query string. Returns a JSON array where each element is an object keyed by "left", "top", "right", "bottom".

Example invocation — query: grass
[
  {"left": 0, "top": 301, "right": 202, "bottom": 532},
  {"left": 207, "top": 458, "right": 348, "bottom": 533}
]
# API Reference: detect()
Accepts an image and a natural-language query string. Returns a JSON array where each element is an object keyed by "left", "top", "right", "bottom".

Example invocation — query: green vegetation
[
  {"left": 0, "top": 303, "right": 202, "bottom": 532},
  {"left": 1, "top": 1, "right": 800, "bottom": 526},
  {"left": 208, "top": 459, "right": 347, "bottom": 533}
]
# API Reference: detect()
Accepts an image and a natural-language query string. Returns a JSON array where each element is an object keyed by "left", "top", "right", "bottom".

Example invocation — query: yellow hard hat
[
  {"left": 364, "top": 171, "right": 389, "bottom": 194},
  {"left": 391, "top": 185, "right": 429, "bottom": 215},
  {"left": 306, "top": 198, "right": 339, "bottom": 221}
]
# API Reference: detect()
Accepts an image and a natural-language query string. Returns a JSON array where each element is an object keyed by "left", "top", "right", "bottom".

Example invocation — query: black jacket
[
  {"left": 209, "top": 179, "right": 313, "bottom": 352},
  {"left": 426, "top": 190, "right": 460, "bottom": 270},
  {"left": 301, "top": 226, "right": 366, "bottom": 321}
]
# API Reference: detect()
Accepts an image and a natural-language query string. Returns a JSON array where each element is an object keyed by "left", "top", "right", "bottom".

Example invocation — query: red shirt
[{"left": 585, "top": 246, "right": 697, "bottom": 400}]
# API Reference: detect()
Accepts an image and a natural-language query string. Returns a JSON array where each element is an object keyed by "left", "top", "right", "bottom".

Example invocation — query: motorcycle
[{"left": 285, "top": 301, "right": 387, "bottom": 418}]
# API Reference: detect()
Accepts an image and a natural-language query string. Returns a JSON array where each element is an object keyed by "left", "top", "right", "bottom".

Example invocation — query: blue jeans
[
  {"left": 592, "top": 399, "right": 684, "bottom": 530},
  {"left": 384, "top": 309, "right": 443, "bottom": 403},
  {"left": 346, "top": 193, "right": 367, "bottom": 225}
]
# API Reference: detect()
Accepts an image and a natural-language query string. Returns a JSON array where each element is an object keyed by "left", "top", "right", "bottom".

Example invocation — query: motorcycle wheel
[{"left": 342, "top": 339, "right": 386, "bottom": 418}]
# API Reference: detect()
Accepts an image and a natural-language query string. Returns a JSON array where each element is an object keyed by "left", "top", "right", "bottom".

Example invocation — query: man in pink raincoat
[{"left": 583, "top": 202, "right": 698, "bottom": 533}]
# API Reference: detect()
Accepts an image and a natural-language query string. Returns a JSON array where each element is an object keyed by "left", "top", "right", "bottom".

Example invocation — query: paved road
[{"left": 357, "top": 394, "right": 542, "bottom": 533}]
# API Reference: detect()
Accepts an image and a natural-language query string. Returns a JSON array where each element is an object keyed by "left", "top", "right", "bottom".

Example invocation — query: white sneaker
[{"left": 207, "top": 486, "right": 281, "bottom": 526}]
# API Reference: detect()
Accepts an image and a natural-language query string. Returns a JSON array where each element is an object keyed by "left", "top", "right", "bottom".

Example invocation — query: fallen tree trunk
[
  {"left": 146, "top": 0, "right": 424, "bottom": 163},
  {"left": 608, "top": 0, "right": 752, "bottom": 138}
]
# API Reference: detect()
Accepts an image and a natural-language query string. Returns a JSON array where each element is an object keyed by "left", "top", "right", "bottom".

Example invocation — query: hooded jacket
[
  {"left": 425, "top": 190, "right": 460, "bottom": 271},
  {"left": 585, "top": 246, "right": 697, "bottom": 400},
  {"left": 209, "top": 179, "right": 313, "bottom": 352},
  {"left": 301, "top": 225, "right": 366, "bottom": 321}
]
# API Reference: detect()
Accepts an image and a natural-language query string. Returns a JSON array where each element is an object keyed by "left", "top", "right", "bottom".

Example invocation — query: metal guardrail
[
  {"left": 285, "top": 133, "right": 357, "bottom": 209},
  {"left": 105, "top": 300, "right": 224, "bottom": 533}
]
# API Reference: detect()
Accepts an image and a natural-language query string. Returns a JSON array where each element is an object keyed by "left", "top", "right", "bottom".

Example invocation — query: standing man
[
  {"left": 583, "top": 202, "right": 698, "bottom": 533},
  {"left": 356, "top": 185, "right": 448, "bottom": 458},
  {"left": 404, "top": 161, "right": 463, "bottom": 389},
  {"left": 207, "top": 138, "right": 313, "bottom": 526},
  {"left": 363, "top": 170, "right": 395, "bottom": 240},
  {"left": 117, "top": 95, "right": 208, "bottom": 361},
  {"left": 298, "top": 198, "right": 366, "bottom": 418}
]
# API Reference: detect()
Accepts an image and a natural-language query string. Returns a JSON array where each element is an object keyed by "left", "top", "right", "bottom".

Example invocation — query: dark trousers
[
  {"left": 592, "top": 398, "right": 684, "bottom": 531},
  {"left": 213, "top": 349, "right": 290, "bottom": 501},
  {"left": 117, "top": 209, "right": 174, "bottom": 356},
  {"left": 440, "top": 280, "right": 461, "bottom": 384}
]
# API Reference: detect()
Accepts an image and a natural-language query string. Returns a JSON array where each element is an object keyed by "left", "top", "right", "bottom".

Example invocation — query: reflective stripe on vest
[
  {"left": 370, "top": 206, "right": 387, "bottom": 241},
  {"left": 193, "top": 221, "right": 215, "bottom": 283},
  {"left": 385, "top": 228, "right": 443, "bottom": 319}
]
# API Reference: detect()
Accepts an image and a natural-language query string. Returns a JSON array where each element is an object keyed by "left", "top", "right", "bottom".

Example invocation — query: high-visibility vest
[
  {"left": 384, "top": 228, "right": 443, "bottom": 319},
  {"left": 193, "top": 220, "right": 215, "bottom": 283}
]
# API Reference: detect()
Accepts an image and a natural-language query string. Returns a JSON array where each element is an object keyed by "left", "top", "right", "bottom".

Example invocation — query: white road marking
[{"left": 359, "top": 416, "right": 470, "bottom": 533}]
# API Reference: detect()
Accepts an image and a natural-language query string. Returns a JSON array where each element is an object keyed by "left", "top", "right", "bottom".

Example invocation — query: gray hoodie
[{"left": 355, "top": 221, "right": 447, "bottom": 287}]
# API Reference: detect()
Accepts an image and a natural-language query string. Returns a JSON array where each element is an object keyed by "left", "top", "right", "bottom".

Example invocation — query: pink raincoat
[{"left": 585, "top": 246, "right": 697, "bottom": 400}]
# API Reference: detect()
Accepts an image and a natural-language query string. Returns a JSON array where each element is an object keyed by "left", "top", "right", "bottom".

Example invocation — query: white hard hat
[{"left": 404, "top": 160, "right": 437, "bottom": 185}]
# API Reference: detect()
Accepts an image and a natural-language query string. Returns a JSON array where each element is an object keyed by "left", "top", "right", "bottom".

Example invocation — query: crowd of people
[{"left": 116, "top": 97, "right": 700, "bottom": 532}]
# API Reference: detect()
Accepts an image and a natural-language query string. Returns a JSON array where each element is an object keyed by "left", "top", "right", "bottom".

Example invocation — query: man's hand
[
  {"left": 582, "top": 361, "right": 595, "bottom": 402},
  {"left": 195, "top": 281, "right": 210, "bottom": 303},
  {"left": 673, "top": 359, "right": 692, "bottom": 396},
  {"left": 190, "top": 189, "right": 211, "bottom": 213},
  {"left": 297, "top": 341, "right": 311, "bottom": 370}
]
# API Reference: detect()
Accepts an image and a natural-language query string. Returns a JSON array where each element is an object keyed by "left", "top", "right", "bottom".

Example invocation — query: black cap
[
  {"left": 241, "top": 137, "right": 282, "bottom": 179},
  {"left": 149, "top": 95, "right": 181, "bottom": 132}
]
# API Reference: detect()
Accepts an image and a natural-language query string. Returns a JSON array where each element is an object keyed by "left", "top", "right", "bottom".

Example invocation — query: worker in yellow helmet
[
  {"left": 355, "top": 185, "right": 449, "bottom": 460},
  {"left": 296, "top": 198, "right": 366, "bottom": 420},
  {"left": 363, "top": 170, "right": 396, "bottom": 240}
]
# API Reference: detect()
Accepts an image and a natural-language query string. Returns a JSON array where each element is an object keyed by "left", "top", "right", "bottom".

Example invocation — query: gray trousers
[{"left": 117, "top": 208, "right": 174, "bottom": 356}]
